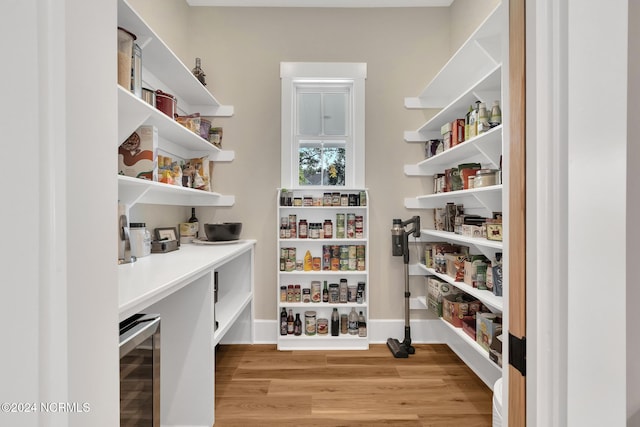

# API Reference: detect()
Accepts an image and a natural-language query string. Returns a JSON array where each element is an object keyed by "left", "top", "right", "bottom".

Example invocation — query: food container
[
  {"left": 316, "top": 318, "right": 328, "bottom": 335},
  {"left": 304, "top": 311, "right": 316, "bottom": 336},
  {"left": 117, "top": 27, "right": 136, "bottom": 89},
  {"left": 474, "top": 169, "right": 499, "bottom": 188},
  {"left": 155, "top": 90, "right": 177, "bottom": 118},
  {"left": 141, "top": 88, "right": 155, "bottom": 106},
  {"left": 199, "top": 118, "right": 211, "bottom": 140}
]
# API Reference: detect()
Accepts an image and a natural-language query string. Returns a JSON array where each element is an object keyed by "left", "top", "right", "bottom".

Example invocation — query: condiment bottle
[
  {"left": 358, "top": 311, "right": 367, "bottom": 337},
  {"left": 489, "top": 100, "right": 502, "bottom": 127},
  {"left": 348, "top": 308, "right": 358, "bottom": 335},
  {"left": 287, "top": 309, "right": 294, "bottom": 335},
  {"left": 294, "top": 313, "right": 302, "bottom": 336},
  {"left": 280, "top": 308, "right": 288, "bottom": 336},
  {"left": 331, "top": 308, "right": 339, "bottom": 336}
]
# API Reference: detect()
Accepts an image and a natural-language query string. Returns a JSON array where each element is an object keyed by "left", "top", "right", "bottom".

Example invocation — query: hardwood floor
[{"left": 214, "top": 344, "right": 492, "bottom": 426}]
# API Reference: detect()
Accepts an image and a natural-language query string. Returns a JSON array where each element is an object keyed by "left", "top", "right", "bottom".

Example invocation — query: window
[{"left": 281, "top": 62, "right": 366, "bottom": 189}]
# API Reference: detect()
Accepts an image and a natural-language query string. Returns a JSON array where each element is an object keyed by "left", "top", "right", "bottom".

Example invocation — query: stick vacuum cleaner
[{"left": 387, "top": 216, "right": 421, "bottom": 358}]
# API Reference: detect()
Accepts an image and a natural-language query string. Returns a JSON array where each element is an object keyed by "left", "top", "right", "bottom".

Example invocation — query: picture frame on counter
[{"left": 155, "top": 227, "right": 178, "bottom": 242}]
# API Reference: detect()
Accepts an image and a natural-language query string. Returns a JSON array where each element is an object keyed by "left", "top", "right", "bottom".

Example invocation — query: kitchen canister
[
  {"left": 129, "top": 223, "right": 151, "bottom": 258},
  {"left": 155, "top": 89, "right": 177, "bottom": 118}
]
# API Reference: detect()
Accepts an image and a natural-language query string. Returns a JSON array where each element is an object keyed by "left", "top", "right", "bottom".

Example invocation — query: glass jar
[{"left": 129, "top": 223, "right": 151, "bottom": 258}]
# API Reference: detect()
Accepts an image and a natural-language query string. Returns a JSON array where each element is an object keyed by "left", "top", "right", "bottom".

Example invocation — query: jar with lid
[
  {"left": 339, "top": 279, "right": 348, "bottom": 303},
  {"left": 129, "top": 223, "right": 151, "bottom": 258},
  {"left": 474, "top": 169, "right": 498, "bottom": 188},
  {"left": 323, "top": 220, "right": 333, "bottom": 239},
  {"left": 298, "top": 219, "right": 308, "bottom": 239}
]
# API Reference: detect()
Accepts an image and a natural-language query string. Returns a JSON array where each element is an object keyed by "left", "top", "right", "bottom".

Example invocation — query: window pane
[
  {"left": 323, "top": 93, "right": 347, "bottom": 136},
  {"left": 298, "top": 142, "right": 345, "bottom": 186},
  {"left": 322, "top": 146, "right": 346, "bottom": 185},
  {"left": 298, "top": 93, "right": 322, "bottom": 135},
  {"left": 299, "top": 146, "right": 322, "bottom": 185}
]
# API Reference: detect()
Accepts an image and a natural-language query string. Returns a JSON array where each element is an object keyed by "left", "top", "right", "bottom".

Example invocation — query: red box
[
  {"left": 461, "top": 316, "right": 476, "bottom": 340},
  {"left": 442, "top": 293, "right": 481, "bottom": 328},
  {"left": 451, "top": 119, "right": 465, "bottom": 147}
]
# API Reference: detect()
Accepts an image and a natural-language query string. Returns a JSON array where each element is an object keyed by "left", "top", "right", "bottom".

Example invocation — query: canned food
[
  {"left": 348, "top": 284, "right": 357, "bottom": 302},
  {"left": 305, "top": 311, "right": 317, "bottom": 336},
  {"left": 302, "top": 288, "right": 311, "bottom": 303},
  {"left": 329, "top": 283, "right": 340, "bottom": 303},
  {"left": 317, "top": 318, "right": 328, "bottom": 335},
  {"left": 474, "top": 169, "right": 499, "bottom": 188},
  {"left": 339, "top": 279, "right": 348, "bottom": 303},
  {"left": 311, "top": 281, "right": 321, "bottom": 303}
]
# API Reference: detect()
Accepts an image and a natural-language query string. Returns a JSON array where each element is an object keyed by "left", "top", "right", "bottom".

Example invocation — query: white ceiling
[{"left": 186, "top": 0, "right": 453, "bottom": 7}]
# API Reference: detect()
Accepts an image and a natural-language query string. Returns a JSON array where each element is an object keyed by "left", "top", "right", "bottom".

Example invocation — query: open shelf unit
[
  {"left": 277, "top": 189, "right": 369, "bottom": 350},
  {"left": 402, "top": 0, "right": 506, "bottom": 390},
  {"left": 117, "top": 0, "right": 235, "bottom": 208},
  {"left": 116, "top": 1, "right": 250, "bottom": 426}
]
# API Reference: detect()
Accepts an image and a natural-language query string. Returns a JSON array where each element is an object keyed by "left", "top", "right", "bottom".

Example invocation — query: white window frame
[{"left": 281, "top": 62, "right": 366, "bottom": 189}]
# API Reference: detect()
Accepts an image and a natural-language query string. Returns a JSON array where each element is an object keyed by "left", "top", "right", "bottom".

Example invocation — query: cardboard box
[
  {"left": 441, "top": 122, "right": 452, "bottom": 150},
  {"left": 451, "top": 119, "right": 465, "bottom": 147},
  {"left": 445, "top": 253, "right": 467, "bottom": 279},
  {"left": 489, "top": 333, "right": 503, "bottom": 367},
  {"left": 426, "top": 277, "right": 459, "bottom": 317},
  {"left": 442, "top": 293, "right": 481, "bottom": 328},
  {"left": 476, "top": 313, "right": 502, "bottom": 352},
  {"left": 461, "top": 316, "right": 476, "bottom": 340},
  {"left": 462, "top": 224, "right": 486, "bottom": 239},
  {"left": 118, "top": 125, "right": 158, "bottom": 181}
]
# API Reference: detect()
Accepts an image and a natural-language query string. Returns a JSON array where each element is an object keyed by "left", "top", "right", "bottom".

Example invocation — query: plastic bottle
[
  {"left": 331, "top": 308, "right": 339, "bottom": 336},
  {"left": 490, "top": 100, "right": 502, "bottom": 127},
  {"left": 477, "top": 102, "right": 489, "bottom": 134},
  {"left": 348, "top": 308, "right": 358, "bottom": 335},
  {"left": 358, "top": 311, "right": 367, "bottom": 337}
]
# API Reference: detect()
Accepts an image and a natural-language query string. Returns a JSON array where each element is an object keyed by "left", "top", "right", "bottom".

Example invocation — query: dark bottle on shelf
[
  {"left": 331, "top": 308, "right": 339, "bottom": 336},
  {"left": 280, "top": 308, "right": 287, "bottom": 336},
  {"left": 294, "top": 313, "right": 302, "bottom": 336},
  {"left": 188, "top": 207, "right": 199, "bottom": 238},
  {"left": 287, "top": 309, "right": 294, "bottom": 335},
  {"left": 192, "top": 57, "right": 207, "bottom": 86},
  {"left": 322, "top": 280, "right": 329, "bottom": 303}
]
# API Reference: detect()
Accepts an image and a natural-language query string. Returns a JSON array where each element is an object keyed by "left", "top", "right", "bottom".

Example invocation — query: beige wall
[
  {"left": 449, "top": 0, "right": 501, "bottom": 52},
  {"left": 127, "top": 0, "right": 496, "bottom": 323}
]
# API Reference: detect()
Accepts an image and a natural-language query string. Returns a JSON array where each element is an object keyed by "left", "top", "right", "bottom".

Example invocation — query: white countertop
[{"left": 119, "top": 239, "right": 256, "bottom": 320}]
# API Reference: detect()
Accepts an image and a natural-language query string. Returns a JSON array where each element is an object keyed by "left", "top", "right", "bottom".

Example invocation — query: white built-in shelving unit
[
  {"left": 277, "top": 189, "right": 369, "bottom": 350},
  {"left": 117, "top": 1, "right": 253, "bottom": 425},
  {"left": 403, "top": 1, "right": 506, "bottom": 389}
]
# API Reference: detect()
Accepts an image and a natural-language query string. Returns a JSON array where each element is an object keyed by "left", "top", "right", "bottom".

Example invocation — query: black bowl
[{"left": 204, "top": 223, "right": 242, "bottom": 241}]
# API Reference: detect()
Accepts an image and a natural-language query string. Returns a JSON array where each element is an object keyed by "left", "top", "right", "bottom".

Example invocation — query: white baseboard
[{"left": 246, "top": 318, "right": 446, "bottom": 345}]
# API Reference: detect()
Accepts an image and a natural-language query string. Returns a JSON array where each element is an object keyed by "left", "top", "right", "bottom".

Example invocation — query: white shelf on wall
[
  {"left": 421, "top": 229, "right": 503, "bottom": 250},
  {"left": 440, "top": 319, "right": 500, "bottom": 368},
  {"left": 404, "top": 125, "right": 502, "bottom": 176},
  {"left": 404, "top": 2, "right": 504, "bottom": 110},
  {"left": 405, "top": 185, "right": 502, "bottom": 216},
  {"left": 118, "top": 0, "right": 233, "bottom": 116},
  {"left": 405, "top": 66, "right": 502, "bottom": 142},
  {"left": 118, "top": 88, "right": 234, "bottom": 161},
  {"left": 118, "top": 175, "right": 235, "bottom": 207},
  {"left": 415, "top": 263, "right": 502, "bottom": 313}
]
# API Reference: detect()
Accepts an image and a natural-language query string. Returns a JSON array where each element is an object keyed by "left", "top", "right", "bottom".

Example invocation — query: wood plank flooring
[{"left": 214, "top": 344, "right": 492, "bottom": 427}]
